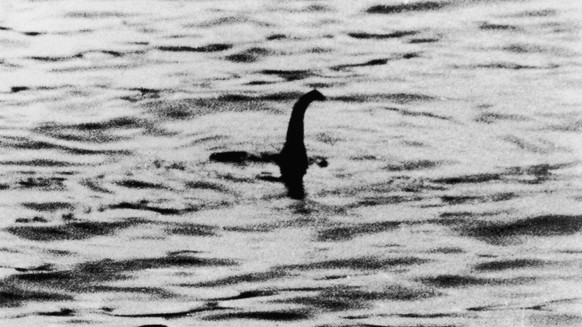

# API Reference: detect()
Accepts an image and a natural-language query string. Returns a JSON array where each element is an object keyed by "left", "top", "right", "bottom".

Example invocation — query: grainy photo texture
[{"left": 1, "top": 1, "right": 581, "bottom": 326}]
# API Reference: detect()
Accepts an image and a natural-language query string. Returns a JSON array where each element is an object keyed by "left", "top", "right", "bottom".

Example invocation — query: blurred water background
[{"left": 1, "top": 0, "right": 582, "bottom": 326}]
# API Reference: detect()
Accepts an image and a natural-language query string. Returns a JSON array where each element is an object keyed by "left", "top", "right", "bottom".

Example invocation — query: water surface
[{"left": 1, "top": 1, "right": 582, "bottom": 326}]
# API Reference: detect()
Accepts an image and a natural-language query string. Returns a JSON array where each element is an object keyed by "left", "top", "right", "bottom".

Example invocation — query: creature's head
[
  {"left": 292, "top": 89, "right": 326, "bottom": 113},
  {"left": 305, "top": 89, "right": 326, "bottom": 102}
]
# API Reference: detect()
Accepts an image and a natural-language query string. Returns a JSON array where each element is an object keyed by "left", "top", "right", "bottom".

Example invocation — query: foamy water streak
[{"left": 1, "top": 0, "right": 582, "bottom": 326}]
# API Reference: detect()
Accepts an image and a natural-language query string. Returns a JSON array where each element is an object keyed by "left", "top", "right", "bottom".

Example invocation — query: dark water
[{"left": 1, "top": 0, "right": 582, "bottom": 326}]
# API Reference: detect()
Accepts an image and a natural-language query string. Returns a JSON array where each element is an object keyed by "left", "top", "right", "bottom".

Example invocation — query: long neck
[{"left": 285, "top": 98, "right": 311, "bottom": 147}]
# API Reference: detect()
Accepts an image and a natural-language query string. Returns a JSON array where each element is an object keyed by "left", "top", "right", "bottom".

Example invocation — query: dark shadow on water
[
  {"left": 80, "top": 178, "right": 112, "bottom": 193},
  {"left": 433, "top": 173, "right": 502, "bottom": 184},
  {"left": 192, "top": 16, "right": 270, "bottom": 28},
  {"left": 183, "top": 135, "right": 227, "bottom": 147},
  {"left": 71, "top": 117, "right": 145, "bottom": 130},
  {"left": 144, "top": 91, "right": 306, "bottom": 120},
  {"left": 280, "top": 256, "right": 428, "bottom": 271},
  {"left": 440, "top": 192, "right": 516, "bottom": 205},
  {"left": 321, "top": 176, "right": 443, "bottom": 199},
  {"left": 107, "top": 201, "right": 199, "bottom": 215},
  {"left": 259, "top": 69, "right": 314, "bottom": 81},
  {"left": 214, "top": 173, "right": 256, "bottom": 184},
  {"left": 120, "top": 87, "right": 161, "bottom": 102},
  {"left": 203, "top": 309, "right": 312, "bottom": 321},
  {"left": 18, "top": 176, "right": 66, "bottom": 190},
  {"left": 279, "top": 284, "right": 439, "bottom": 312},
  {"left": 428, "top": 246, "right": 465, "bottom": 254},
  {"left": 473, "top": 259, "right": 548, "bottom": 271},
  {"left": 347, "top": 30, "right": 418, "bottom": 39},
  {"left": 22, "top": 31, "right": 44, "bottom": 36},
  {"left": 437, "top": 211, "right": 507, "bottom": 221},
  {"left": 245, "top": 80, "right": 274, "bottom": 85},
  {"left": 395, "top": 312, "right": 459, "bottom": 318},
  {"left": 473, "top": 62, "right": 559, "bottom": 70},
  {"left": 213, "top": 290, "right": 279, "bottom": 301},
  {"left": 185, "top": 270, "right": 288, "bottom": 287},
  {"left": 505, "top": 163, "right": 570, "bottom": 184},
  {"left": 0, "top": 287, "right": 72, "bottom": 308},
  {"left": 156, "top": 43, "right": 232, "bottom": 53},
  {"left": 459, "top": 215, "right": 582, "bottom": 245},
  {"left": 366, "top": 1, "right": 449, "bottom": 14},
  {"left": 224, "top": 47, "right": 271, "bottom": 63},
  {"left": 330, "top": 58, "right": 390, "bottom": 71},
  {"left": 408, "top": 37, "right": 440, "bottom": 44},
  {"left": 475, "top": 112, "right": 528, "bottom": 124},
  {"left": 503, "top": 135, "right": 553, "bottom": 153},
  {"left": 28, "top": 55, "right": 75, "bottom": 62},
  {"left": 222, "top": 223, "right": 279, "bottom": 233},
  {"left": 219, "top": 92, "right": 304, "bottom": 102},
  {"left": 354, "top": 195, "right": 422, "bottom": 207},
  {"left": 266, "top": 33, "right": 287, "bottom": 40},
  {"left": 115, "top": 179, "right": 168, "bottom": 190},
  {"left": 14, "top": 263, "right": 56, "bottom": 273},
  {"left": 0, "top": 159, "right": 81, "bottom": 167},
  {"left": 383, "top": 106, "right": 450, "bottom": 120},
  {"left": 209, "top": 151, "right": 325, "bottom": 170},
  {"left": 329, "top": 53, "right": 419, "bottom": 72},
  {"left": 512, "top": 9, "right": 557, "bottom": 17},
  {"left": 167, "top": 223, "right": 217, "bottom": 237},
  {"left": 6, "top": 219, "right": 143, "bottom": 241},
  {"left": 503, "top": 43, "right": 547, "bottom": 54},
  {"left": 384, "top": 159, "right": 444, "bottom": 171},
  {"left": 332, "top": 93, "right": 437, "bottom": 104},
  {"left": 479, "top": 21, "right": 520, "bottom": 31},
  {"left": 103, "top": 200, "right": 231, "bottom": 215},
  {"left": 317, "top": 221, "right": 402, "bottom": 242},
  {"left": 419, "top": 274, "right": 536, "bottom": 288},
  {"left": 108, "top": 304, "right": 225, "bottom": 318},
  {"left": 34, "top": 116, "right": 168, "bottom": 143},
  {"left": 10, "top": 86, "right": 29, "bottom": 93},
  {"left": 2, "top": 254, "right": 238, "bottom": 303},
  {"left": 29, "top": 49, "right": 125, "bottom": 62},
  {"left": 433, "top": 162, "right": 572, "bottom": 185},
  {"left": 22, "top": 201, "right": 76, "bottom": 212},
  {"left": 184, "top": 180, "right": 230, "bottom": 192},
  {"left": 467, "top": 300, "right": 580, "bottom": 314},
  {"left": 302, "top": 4, "right": 331, "bottom": 13},
  {"left": 37, "top": 308, "right": 75, "bottom": 317},
  {"left": 2, "top": 135, "right": 132, "bottom": 155},
  {"left": 350, "top": 155, "right": 379, "bottom": 161}
]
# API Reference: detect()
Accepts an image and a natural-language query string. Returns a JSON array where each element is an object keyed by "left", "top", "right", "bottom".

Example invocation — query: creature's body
[{"left": 278, "top": 89, "right": 325, "bottom": 199}]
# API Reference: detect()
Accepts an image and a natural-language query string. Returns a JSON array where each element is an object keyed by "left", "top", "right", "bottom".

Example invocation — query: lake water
[{"left": 1, "top": 0, "right": 582, "bottom": 326}]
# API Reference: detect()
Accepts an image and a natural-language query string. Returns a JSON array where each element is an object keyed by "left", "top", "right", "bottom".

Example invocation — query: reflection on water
[{"left": 1, "top": 0, "right": 582, "bottom": 326}]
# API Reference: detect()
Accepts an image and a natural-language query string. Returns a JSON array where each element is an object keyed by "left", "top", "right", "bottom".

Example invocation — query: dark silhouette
[
  {"left": 208, "top": 90, "right": 326, "bottom": 199},
  {"left": 209, "top": 151, "right": 250, "bottom": 163},
  {"left": 278, "top": 89, "right": 326, "bottom": 199}
]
